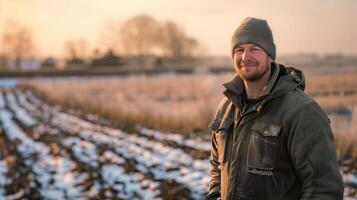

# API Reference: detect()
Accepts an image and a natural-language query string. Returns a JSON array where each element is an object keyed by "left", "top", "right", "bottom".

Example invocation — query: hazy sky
[{"left": 0, "top": 0, "right": 356, "bottom": 58}]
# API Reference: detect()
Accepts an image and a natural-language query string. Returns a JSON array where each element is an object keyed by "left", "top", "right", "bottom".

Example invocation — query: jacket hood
[
  {"left": 284, "top": 66, "right": 305, "bottom": 90},
  {"left": 272, "top": 65, "right": 305, "bottom": 97}
]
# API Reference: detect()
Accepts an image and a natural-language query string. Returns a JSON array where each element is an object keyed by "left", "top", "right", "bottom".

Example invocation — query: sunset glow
[{"left": 1, "top": 0, "right": 356, "bottom": 58}]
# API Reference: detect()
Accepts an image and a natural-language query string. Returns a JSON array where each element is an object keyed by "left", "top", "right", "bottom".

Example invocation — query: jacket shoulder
[
  {"left": 283, "top": 88, "right": 316, "bottom": 110},
  {"left": 214, "top": 97, "right": 232, "bottom": 119},
  {"left": 208, "top": 97, "right": 235, "bottom": 132},
  {"left": 282, "top": 88, "right": 329, "bottom": 122}
]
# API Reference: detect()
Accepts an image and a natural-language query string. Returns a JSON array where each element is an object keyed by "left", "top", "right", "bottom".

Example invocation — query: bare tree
[
  {"left": 1, "top": 20, "right": 37, "bottom": 70},
  {"left": 161, "top": 22, "right": 185, "bottom": 59},
  {"left": 98, "top": 15, "right": 205, "bottom": 67},
  {"left": 161, "top": 21, "right": 204, "bottom": 61},
  {"left": 120, "top": 15, "right": 162, "bottom": 56}
]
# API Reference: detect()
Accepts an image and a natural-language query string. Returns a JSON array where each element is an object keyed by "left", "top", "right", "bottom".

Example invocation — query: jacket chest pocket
[
  {"left": 247, "top": 123, "right": 281, "bottom": 171},
  {"left": 208, "top": 118, "right": 234, "bottom": 163}
]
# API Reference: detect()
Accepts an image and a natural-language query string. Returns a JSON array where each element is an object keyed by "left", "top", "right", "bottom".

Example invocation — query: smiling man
[{"left": 206, "top": 17, "right": 343, "bottom": 200}]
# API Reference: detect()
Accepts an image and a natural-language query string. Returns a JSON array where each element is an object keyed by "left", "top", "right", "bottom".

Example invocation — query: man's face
[{"left": 233, "top": 44, "right": 273, "bottom": 82}]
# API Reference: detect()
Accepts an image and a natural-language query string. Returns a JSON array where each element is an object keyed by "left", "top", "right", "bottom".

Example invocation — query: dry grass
[
  {"left": 20, "top": 74, "right": 231, "bottom": 133},
  {"left": 330, "top": 105, "right": 357, "bottom": 159},
  {"left": 304, "top": 72, "right": 357, "bottom": 159},
  {"left": 19, "top": 71, "right": 357, "bottom": 159},
  {"left": 305, "top": 73, "right": 357, "bottom": 95}
]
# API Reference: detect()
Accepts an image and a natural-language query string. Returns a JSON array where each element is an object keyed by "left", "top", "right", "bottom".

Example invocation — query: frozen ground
[
  {"left": 0, "top": 88, "right": 355, "bottom": 199},
  {"left": 0, "top": 88, "right": 211, "bottom": 199}
]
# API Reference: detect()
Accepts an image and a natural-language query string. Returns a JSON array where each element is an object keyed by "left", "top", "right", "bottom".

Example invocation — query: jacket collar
[{"left": 223, "top": 62, "right": 280, "bottom": 98}]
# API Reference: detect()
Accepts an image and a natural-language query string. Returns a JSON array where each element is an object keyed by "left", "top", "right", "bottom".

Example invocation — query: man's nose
[{"left": 241, "top": 50, "right": 251, "bottom": 61}]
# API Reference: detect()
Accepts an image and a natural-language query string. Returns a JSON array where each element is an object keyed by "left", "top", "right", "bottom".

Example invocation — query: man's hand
[{"left": 206, "top": 192, "right": 221, "bottom": 200}]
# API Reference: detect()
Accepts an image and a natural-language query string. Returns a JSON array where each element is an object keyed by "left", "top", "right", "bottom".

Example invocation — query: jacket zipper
[
  {"left": 225, "top": 90, "right": 261, "bottom": 199},
  {"left": 231, "top": 109, "right": 257, "bottom": 200}
]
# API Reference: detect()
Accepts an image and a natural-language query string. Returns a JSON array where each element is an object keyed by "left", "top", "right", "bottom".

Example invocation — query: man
[{"left": 206, "top": 17, "right": 343, "bottom": 200}]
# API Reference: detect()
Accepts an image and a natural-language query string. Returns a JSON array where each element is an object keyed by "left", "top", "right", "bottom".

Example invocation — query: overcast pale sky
[{"left": 0, "top": 0, "right": 356, "bottom": 58}]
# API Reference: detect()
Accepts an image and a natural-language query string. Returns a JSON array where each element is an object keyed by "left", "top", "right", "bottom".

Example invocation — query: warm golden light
[{"left": 1, "top": 0, "right": 357, "bottom": 58}]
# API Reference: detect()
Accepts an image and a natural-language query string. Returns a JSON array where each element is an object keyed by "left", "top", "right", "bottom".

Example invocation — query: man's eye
[
  {"left": 235, "top": 49, "right": 244, "bottom": 53},
  {"left": 252, "top": 48, "right": 260, "bottom": 51}
]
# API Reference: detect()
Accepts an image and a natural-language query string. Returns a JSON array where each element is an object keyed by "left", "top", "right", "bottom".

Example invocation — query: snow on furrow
[
  {"left": 138, "top": 128, "right": 211, "bottom": 152},
  {"left": 344, "top": 172, "right": 357, "bottom": 187},
  {"left": 16, "top": 91, "right": 39, "bottom": 114},
  {"left": 0, "top": 160, "right": 8, "bottom": 199},
  {"left": 18, "top": 91, "right": 58, "bottom": 125},
  {"left": 20, "top": 90, "right": 210, "bottom": 198},
  {"left": 0, "top": 92, "right": 5, "bottom": 109},
  {"left": 5, "top": 92, "right": 37, "bottom": 127},
  {"left": 62, "top": 137, "right": 99, "bottom": 168},
  {"left": 62, "top": 137, "right": 162, "bottom": 200},
  {"left": 23, "top": 90, "right": 43, "bottom": 108},
  {"left": 110, "top": 131, "right": 209, "bottom": 199},
  {"left": 22, "top": 90, "right": 211, "bottom": 152},
  {"left": 0, "top": 109, "right": 85, "bottom": 199},
  {"left": 9, "top": 88, "right": 357, "bottom": 200},
  {"left": 51, "top": 111, "right": 209, "bottom": 199}
]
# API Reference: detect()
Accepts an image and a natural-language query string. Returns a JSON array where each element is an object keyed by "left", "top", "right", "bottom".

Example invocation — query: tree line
[{"left": 0, "top": 15, "right": 205, "bottom": 71}]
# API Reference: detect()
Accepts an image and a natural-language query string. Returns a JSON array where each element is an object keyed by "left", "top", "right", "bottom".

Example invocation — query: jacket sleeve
[
  {"left": 287, "top": 101, "right": 344, "bottom": 200},
  {"left": 206, "top": 124, "right": 221, "bottom": 199},
  {"left": 206, "top": 98, "right": 230, "bottom": 199}
]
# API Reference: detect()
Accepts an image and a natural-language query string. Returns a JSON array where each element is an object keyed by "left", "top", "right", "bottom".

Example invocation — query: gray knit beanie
[{"left": 231, "top": 17, "right": 276, "bottom": 60}]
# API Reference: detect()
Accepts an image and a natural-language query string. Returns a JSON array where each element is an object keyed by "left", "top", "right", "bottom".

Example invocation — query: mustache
[{"left": 239, "top": 59, "right": 259, "bottom": 67}]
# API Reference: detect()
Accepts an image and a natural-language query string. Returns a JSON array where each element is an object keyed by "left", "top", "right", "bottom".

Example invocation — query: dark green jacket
[{"left": 206, "top": 63, "right": 343, "bottom": 200}]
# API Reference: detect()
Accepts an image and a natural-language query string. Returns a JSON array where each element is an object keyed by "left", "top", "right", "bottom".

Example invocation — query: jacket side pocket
[{"left": 208, "top": 118, "right": 233, "bottom": 163}]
